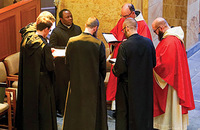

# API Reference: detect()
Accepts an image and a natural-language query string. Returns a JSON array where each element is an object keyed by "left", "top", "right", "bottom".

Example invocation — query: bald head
[
  {"left": 152, "top": 17, "right": 170, "bottom": 33},
  {"left": 121, "top": 3, "right": 136, "bottom": 18},
  {"left": 85, "top": 17, "right": 99, "bottom": 29},
  {"left": 84, "top": 17, "right": 99, "bottom": 37},
  {"left": 123, "top": 18, "right": 137, "bottom": 38},
  {"left": 123, "top": 17, "right": 137, "bottom": 30}
]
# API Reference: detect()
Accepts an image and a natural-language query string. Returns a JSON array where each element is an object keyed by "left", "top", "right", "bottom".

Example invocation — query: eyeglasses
[
  {"left": 120, "top": 11, "right": 132, "bottom": 18},
  {"left": 153, "top": 26, "right": 160, "bottom": 34},
  {"left": 121, "top": 26, "right": 127, "bottom": 33}
]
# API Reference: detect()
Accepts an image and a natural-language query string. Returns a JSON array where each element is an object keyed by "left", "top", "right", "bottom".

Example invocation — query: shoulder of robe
[{"left": 22, "top": 33, "right": 45, "bottom": 48}]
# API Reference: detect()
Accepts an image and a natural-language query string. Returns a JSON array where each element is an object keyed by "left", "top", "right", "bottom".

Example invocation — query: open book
[
  {"left": 51, "top": 48, "right": 66, "bottom": 57},
  {"left": 109, "top": 58, "right": 116, "bottom": 64},
  {"left": 102, "top": 33, "right": 121, "bottom": 43}
]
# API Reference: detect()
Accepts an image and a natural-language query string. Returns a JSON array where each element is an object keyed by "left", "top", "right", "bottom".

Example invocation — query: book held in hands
[
  {"left": 102, "top": 33, "right": 121, "bottom": 43},
  {"left": 51, "top": 48, "right": 65, "bottom": 57}
]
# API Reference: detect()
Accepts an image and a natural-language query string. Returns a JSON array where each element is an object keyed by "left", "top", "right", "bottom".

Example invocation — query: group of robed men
[{"left": 15, "top": 2, "right": 195, "bottom": 130}]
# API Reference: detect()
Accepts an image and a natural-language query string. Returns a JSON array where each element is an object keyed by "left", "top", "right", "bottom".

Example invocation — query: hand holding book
[{"left": 102, "top": 33, "right": 121, "bottom": 43}]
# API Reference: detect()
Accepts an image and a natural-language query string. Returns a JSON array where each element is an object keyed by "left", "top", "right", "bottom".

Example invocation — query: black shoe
[{"left": 112, "top": 110, "right": 116, "bottom": 119}]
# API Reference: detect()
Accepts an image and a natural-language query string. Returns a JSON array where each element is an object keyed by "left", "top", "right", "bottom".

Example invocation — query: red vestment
[
  {"left": 106, "top": 15, "right": 152, "bottom": 101},
  {"left": 153, "top": 35, "right": 195, "bottom": 117}
]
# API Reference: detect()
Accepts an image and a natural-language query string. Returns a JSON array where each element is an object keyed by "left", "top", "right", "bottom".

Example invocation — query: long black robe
[
  {"left": 16, "top": 23, "right": 57, "bottom": 130},
  {"left": 49, "top": 21, "right": 82, "bottom": 115},
  {"left": 63, "top": 33, "right": 108, "bottom": 130},
  {"left": 113, "top": 34, "right": 156, "bottom": 130}
]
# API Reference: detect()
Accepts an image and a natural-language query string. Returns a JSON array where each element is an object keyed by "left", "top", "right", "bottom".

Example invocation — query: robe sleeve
[
  {"left": 153, "top": 70, "right": 167, "bottom": 89},
  {"left": 99, "top": 42, "right": 106, "bottom": 80},
  {"left": 112, "top": 44, "right": 127, "bottom": 77},
  {"left": 44, "top": 44, "right": 55, "bottom": 72},
  {"left": 65, "top": 41, "right": 71, "bottom": 83},
  {"left": 49, "top": 30, "right": 58, "bottom": 48}
]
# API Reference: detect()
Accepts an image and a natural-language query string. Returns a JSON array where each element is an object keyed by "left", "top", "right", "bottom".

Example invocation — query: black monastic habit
[
  {"left": 113, "top": 34, "right": 156, "bottom": 130},
  {"left": 49, "top": 21, "right": 82, "bottom": 115},
  {"left": 16, "top": 23, "right": 57, "bottom": 130},
  {"left": 63, "top": 32, "right": 108, "bottom": 130}
]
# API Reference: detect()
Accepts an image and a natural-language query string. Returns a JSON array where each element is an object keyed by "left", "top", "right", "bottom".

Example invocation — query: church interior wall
[
  {"left": 49, "top": 0, "right": 199, "bottom": 50},
  {"left": 186, "top": 0, "right": 199, "bottom": 49},
  {"left": 163, "top": 0, "right": 188, "bottom": 47},
  {"left": 148, "top": 0, "right": 163, "bottom": 47},
  {"left": 56, "top": 0, "right": 140, "bottom": 48}
]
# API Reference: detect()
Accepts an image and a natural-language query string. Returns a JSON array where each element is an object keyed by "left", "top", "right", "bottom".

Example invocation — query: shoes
[
  {"left": 112, "top": 110, "right": 116, "bottom": 119},
  {"left": 107, "top": 110, "right": 116, "bottom": 119}
]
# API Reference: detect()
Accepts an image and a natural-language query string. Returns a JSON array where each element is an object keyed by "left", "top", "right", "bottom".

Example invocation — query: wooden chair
[
  {"left": 0, "top": 61, "right": 16, "bottom": 128},
  {"left": 0, "top": 67, "right": 12, "bottom": 130},
  {"left": 3, "top": 52, "right": 19, "bottom": 88}
]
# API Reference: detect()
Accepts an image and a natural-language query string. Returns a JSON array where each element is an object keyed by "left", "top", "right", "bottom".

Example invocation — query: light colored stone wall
[
  {"left": 56, "top": 0, "right": 145, "bottom": 48},
  {"left": 163, "top": 0, "right": 188, "bottom": 47},
  {"left": 148, "top": 0, "right": 163, "bottom": 47},
  {"left": 56, "top": 0, "right": 199, "bottom": 50},
  {"left": 187, "top": 0, "right": 199, "bottom": 49}
]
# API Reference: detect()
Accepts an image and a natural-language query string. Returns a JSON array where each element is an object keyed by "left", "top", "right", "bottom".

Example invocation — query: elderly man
[
  {"left": 62, "top": 17, "right": 107, "bottom": 130},
  {"left": 152, "top": 17, "right": 195, "bottom": 130},
  {"left": 49, "top": 9, "right": 82, "bottom": 116},
  {"left": 106, "top": 3, "right": 152, "bottom": 111}
]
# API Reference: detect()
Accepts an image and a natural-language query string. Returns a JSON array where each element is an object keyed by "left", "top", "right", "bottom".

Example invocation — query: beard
[
  {"left": 158, "top": 30, "right": 164, "bottom": 41},
  {"left": 124, "top": 30, "right": 129, "bottom": 39}
]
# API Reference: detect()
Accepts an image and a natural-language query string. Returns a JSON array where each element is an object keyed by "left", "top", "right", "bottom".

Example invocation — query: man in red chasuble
[
  {"left": 152, "top": 17, "right": 195, "bottom": 130},
  {"left": 106, "top": 3, "right": 152, "bottom": 111}
]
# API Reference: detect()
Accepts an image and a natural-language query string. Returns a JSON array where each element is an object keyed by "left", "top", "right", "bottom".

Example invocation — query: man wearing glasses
[
  {"left": 152, "top": 17, "right": 195, "bottom": 130},
  {"left": 106, "top": 3, "right": 152, "bottom": 115},
  {"left": 113, "top": 18, "right": 156, "bottom": 130}
]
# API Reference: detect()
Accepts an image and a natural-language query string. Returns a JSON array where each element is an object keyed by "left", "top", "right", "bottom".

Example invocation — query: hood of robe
[{"left": 163, "top": 26, "right": 184, "bottom": 43}]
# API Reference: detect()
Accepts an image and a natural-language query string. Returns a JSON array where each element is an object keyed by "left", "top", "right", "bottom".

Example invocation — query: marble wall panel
[
  {"left": 149, "top": 0, "right": 162, "bottom": 8},
  {"left": 148, "top": 0, "right": 163, "bottom": 47},
  {"left": 187, "top": 0, "right": 199, "bottom": 49}
]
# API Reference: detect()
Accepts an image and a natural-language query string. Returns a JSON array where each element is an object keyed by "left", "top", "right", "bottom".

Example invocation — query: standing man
[
  {"left": 113, "top": 18, "right": 156, "bottom": 130},
  {"left": 62, "top": 17, "right": 107, "bottom": 130},
  {"left": 106, "top": 3, "right": 152, "bottom": 110},
  {"left": 49, "top": 9, "right": 82, "bottom": 116},
  {"left": 152, "top": 17, "right": 195, "bottom": 129},
  {"left": 16, "top": 11, "right": 57, "bottom": 130}
]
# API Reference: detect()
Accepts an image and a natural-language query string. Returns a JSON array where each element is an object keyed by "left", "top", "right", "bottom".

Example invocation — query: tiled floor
[{"left": 187, "top": 49, "right": 200, "bottom": 130}]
